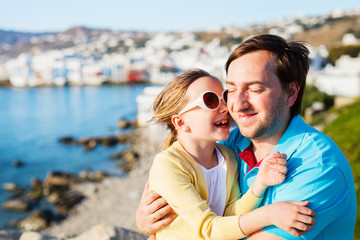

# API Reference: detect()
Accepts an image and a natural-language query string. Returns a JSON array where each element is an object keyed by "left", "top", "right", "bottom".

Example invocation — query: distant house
[
  {"left": 308, "top": 55, "right": 360, "bottom": 106},
  {"left": 5, "top": 53, "right": 37, "bottom": 87},
  {"left": 126, "top": 69, "right": 149, "bottom": 82}
]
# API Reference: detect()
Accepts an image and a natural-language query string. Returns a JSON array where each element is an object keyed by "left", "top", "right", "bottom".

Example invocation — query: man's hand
[{"left": 136, "top": 182, "right": 176, "bottom": 235}]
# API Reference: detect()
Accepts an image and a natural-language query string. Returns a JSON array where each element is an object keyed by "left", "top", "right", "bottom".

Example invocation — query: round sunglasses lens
[
  {"left": 223, "top": 90, "right": 228, "bottom": 104},
  {"left": 203, "top": 92, "right": 219, "bottom": 109}
]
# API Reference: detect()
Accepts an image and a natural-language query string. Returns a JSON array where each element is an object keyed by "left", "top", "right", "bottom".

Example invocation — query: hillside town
[{"left": 0, "top": 8, "right": 360, "bottom": 102}]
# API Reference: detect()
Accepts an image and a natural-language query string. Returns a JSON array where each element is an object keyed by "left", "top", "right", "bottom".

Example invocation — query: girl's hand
[
  {"left": 251, "top": 152, "right": 287, "bottom": 197},
  {"left": 259, "top": 151, "right": 287, "bottom": 187},
  {"left": 267, "top": 201, "right": 316, "bottom": 237}
]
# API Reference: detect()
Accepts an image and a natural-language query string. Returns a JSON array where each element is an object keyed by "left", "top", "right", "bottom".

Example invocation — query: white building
[{"left": 309, "top": 55, "right": 360, "bottom": 102}]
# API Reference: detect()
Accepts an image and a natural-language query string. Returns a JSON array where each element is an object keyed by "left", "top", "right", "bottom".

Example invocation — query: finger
[
  {"left": 152, "top": 213, "right": 177, "bottom": 232},
  {"left": 152, "top": 204, "right": 173, "bottom": 222},
  {"left": 262, "top": 152, "right": 279, "bottom": 163},
  {"left": 270, "top": 164, "right": 287, "bottom": 174},
  {"left": 148, "top": 197, "right": 170, "bottom": 215},
  {"left": 145, "top": 191, "right": 163, "bottom": 205},
  {"left": 296, "top": 213, "right": 316, "bottom": 225},
  {"left": 293, "top": 221, "right": 315, "bottom": 232},
  {"left": 288, "top": 228, "right": 307, "bottom": 237},
  {"left": 264, "top": 156, "right": 287, "bottom": 165},
  {"left": 271, "top": 172, "right": 286, "bottom": 183},
  {"left": 272, "top": 152, "right": 287, "bottom": 159},
  {"left": 297, "top": 206, "right": 316, "bottom": 217},
  {"left": 274, "top": 158, "right": 287, "bottom": 165},
  {"left": 287, "top": 200, "right": 309, "bottom": 207},
  {"left": 148, "top": 235, "right": 156, "bottom": 240},
  {"left": 141, "top": 181, "right": 150, "bottom": 199}
]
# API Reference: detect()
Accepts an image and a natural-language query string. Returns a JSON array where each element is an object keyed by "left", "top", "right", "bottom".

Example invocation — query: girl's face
[{"left": 179, "top": 76, "right": 232, "bottom": 143}]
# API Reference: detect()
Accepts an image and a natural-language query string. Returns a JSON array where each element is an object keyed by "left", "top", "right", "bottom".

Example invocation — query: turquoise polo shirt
[{"left": 221, "top": 115, "right": 357, "bottom": 239}]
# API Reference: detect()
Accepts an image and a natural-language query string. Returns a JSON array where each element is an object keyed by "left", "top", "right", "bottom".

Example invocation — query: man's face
[{"left": 226, "top": 50, "right": 292, "bottom": 141}]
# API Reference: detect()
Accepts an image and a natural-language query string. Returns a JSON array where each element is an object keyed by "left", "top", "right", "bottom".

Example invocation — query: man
[{"left": 136, "top": 34, "right": 357, "bottom": 239}]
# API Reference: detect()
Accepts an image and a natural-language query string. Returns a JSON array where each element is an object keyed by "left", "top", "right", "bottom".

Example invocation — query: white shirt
[{"left": 199, "top": 146, "right": 227, "bottom": 216}]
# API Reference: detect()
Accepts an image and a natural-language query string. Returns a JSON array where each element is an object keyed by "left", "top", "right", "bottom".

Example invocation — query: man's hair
[{"left": 225, "top": 34, "right": 309, "bottom": 116}]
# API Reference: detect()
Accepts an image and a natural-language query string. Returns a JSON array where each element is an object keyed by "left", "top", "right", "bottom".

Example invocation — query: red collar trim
[{"left": 238, "top": 142, "right": 262, "bottom": 172}]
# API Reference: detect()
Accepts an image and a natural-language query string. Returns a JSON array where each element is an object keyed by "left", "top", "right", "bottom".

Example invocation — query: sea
[{"left": 0, "top": 84, "right": 151, "bottom": 229}]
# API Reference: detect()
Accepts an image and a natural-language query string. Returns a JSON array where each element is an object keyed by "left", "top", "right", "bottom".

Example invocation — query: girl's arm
[
  {"left": 251, "top": 151, "right": 287, "bottom": 197},
  {"left": 149, "top": 153, "right": 248, "bottom": 239},
  {"left": 225, "top": 151, "right": 287, "bottom": 216},
  {"left": 227, "top": 152, "right": 316, "bottom": 237},
  {"left": 239, "top": 200, "right": 316, "bottom": 237}
]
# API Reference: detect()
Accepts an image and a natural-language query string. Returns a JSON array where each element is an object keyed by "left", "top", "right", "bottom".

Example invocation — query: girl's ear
[
  {"left": 172, "top": 115, "right": 190, "bottom": 132},
  {"left": 287, "top": 82, "right": 300, "bottom": 107}
]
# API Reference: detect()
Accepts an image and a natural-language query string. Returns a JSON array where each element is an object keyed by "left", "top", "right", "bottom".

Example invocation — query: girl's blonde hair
[{"left": 151, "top": 68, "right": 220, "bottom": 150}]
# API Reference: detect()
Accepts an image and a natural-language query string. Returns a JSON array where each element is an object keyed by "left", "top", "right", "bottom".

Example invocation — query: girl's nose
[{"left": 219, "top": 101, "right": 228, "bottom": 114}]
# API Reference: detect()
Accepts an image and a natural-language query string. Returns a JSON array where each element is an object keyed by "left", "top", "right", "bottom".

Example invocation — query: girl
[{"left": 148, "top": 69, "right": 315, "bottom": 239}]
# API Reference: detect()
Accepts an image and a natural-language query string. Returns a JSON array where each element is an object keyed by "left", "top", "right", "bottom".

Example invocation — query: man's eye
[{"left": 250, "top": 89, "right": 264, "bottom": 93}]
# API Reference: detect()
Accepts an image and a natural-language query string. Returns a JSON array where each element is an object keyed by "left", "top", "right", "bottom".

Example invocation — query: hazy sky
[{"left": 1, "top": 0, "right": 359, "bottom": 32}]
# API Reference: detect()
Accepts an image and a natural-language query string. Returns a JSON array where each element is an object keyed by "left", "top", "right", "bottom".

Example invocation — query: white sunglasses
[{"left": 178, "top": 90, "right": 228, "bottom": 115}]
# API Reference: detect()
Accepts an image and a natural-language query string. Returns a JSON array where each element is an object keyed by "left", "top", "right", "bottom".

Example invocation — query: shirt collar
[
  {"left": 273, "top": 115, "right": 307, "bottom": 160},
  {"left": 238, "top": 142, "right": 263, "bottom": 172}
]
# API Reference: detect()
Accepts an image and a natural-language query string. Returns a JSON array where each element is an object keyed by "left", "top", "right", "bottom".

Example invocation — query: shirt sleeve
[
  {"left": 261, "top": 165, "right": 349, "bottom": 239},
  {"left": 225, "top": 183, "right": 263, "bottom": 216},
  {"left": 149, "top": 153, "right": 246, "bottom": 240}
]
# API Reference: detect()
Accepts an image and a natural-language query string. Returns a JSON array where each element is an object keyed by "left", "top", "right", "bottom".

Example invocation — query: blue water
[{"left": 0, "top": 84, "right": 150, "bottom": 229}]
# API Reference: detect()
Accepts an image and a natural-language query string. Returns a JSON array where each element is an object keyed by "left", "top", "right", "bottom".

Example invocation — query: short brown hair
[{"left": 225, "top": 34, "right": 309, "bottom": 116}]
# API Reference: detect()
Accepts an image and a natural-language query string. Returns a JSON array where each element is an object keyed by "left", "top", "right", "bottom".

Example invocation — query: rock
[
  {"left": 122, "top": 150, "right": 139, "bottom": 163},
  {"left": 0, "top": 229, "right": 24, "bottom": 240},
  {"left": 67, "top": 225, "right": 147, "bottom": 240},
  {"left": 2, "top": 199, "right": 31, "bottom": 211},
  {"left": 18, "top": 210, "right": 54, "bottom": 231},
  {"left": 131, "top": 120, "right": 139, "bottom": 128},
  {"left": 59, "top": 136, "right": 76, "bottom": 144},
  {"left": 3, "top": 182, "right": 22, "bottom": 191},
  {"left": 117, "top": 119, "right": 131, "bottom": 129},
  {"left": 99, "top": 136, "right": 118, "bottom": 147},
  {"left": 116, "top": 134, "right": 128, "bottom": 143},
  {"left": 13, "top": 160, "right": 25, "bottom": 167},
  {"left": 93, "top": 171, "right": 111, "bottom": 181},
  {"left": 67, "top": 224, "right": 116, "bottom": 240},
  {"left": 117, "top": 119, "right": 139, "bottom": 129},
  {"left": 77, "top": 137, "right": 92, "bottom": 145},
  {"left": 46, "top": 192, "right": 62, "bottom": 204},
  {"left": 19, "top": 231, "right": 44, "bottom": 240},
  {"left": 54, "top": 191, "right": 85, "bottom": 214},
  {"left": 78, "top": 169, "right": 111, "bottom": 182},
  {"left": 114, "top": 150, "right": 140, "bottom": 172},
  {"left": 25, "top": 189, "right": 43, "bottom": 203},
  {"left": 115, "top": 227, "right": 148, "bottom": 240},
  {"left": 31, "top": 178, "right": 44, "bottom": 192},
  {"left": 83, "top": 139, "right": 97, "bottom": 151},
  {"left": 112, "top": 151, "right": 123, "bottom": 160},
  {"left": 46, "top": 171, "right": 74, "bottom": 186}
]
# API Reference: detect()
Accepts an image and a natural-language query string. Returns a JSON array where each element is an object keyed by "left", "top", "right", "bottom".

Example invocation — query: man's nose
[{"left": 233, "top": 91, "right": 250, "bottom": 110}]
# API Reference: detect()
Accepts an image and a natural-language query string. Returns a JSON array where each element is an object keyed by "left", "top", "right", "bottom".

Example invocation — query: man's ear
[
  {"left": 172, "top": 115, "right": 190, "bottom": 132},
  {"left": 287, "top": 82, "right": 300, "bottom": 107}
]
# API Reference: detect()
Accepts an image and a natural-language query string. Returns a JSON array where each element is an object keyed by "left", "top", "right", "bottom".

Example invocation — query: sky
[{"left": 1, "top": 0, "right": 360, "bottom": 33}]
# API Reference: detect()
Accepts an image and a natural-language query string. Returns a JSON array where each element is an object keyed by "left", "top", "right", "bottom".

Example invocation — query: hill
[
  {"left": 322, "top": 100, "right": 360, "bottom": 238},
  {"left": 1, "top": 11, "right": 360, "bottom": 61}
]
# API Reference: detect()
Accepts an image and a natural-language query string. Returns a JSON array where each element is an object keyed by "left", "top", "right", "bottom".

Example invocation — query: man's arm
[{"left": 135, "top": 182, "right": 176, "bottom": 235}]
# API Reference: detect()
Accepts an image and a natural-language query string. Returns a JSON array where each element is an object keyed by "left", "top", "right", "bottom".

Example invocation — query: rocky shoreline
[{"left": 0, "top": 124, "right": 168, "bottom": 240}]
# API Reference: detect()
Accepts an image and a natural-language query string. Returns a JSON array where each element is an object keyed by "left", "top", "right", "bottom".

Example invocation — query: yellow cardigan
[{"left": 149, "top": 141, "right": 262, "bottom": 240}]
